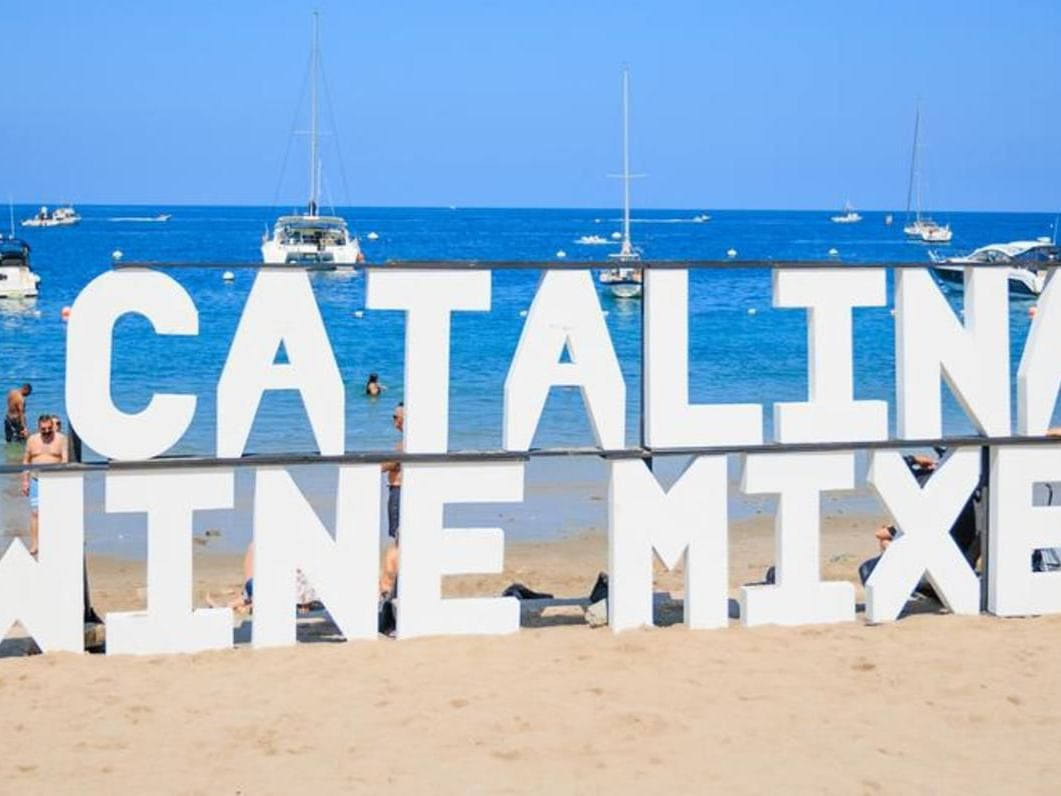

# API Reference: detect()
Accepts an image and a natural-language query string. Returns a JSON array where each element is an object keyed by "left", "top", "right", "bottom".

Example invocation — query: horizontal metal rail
[
  {"left": 110, "top": 258, "right": 1056, "bottom": 272},
  {"left": 1, "top": 434, "right": 1056, "bottom": 476}
]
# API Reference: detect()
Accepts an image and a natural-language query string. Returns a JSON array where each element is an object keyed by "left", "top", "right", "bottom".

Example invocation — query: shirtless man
[
  {"left": 5, "top": 383, "right": 32, "bottom": 443},
  {"left": 379, "top": 403, "right": 404, "bottom": 597},
  {"left": 22, "top": 414, "right": 68, "bottom": 556}
]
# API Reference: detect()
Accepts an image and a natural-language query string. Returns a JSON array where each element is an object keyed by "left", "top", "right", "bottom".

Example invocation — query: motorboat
[
  {"left": 830, "top": 202, "right": 862, "bottom": 224},
  {"left": 598, "top": 68, "right": 643, "bottom": 299},
  {"left": 929, "top": 239, "right": 1059, "bottom": 297},
  {"left": 0, "top": 236, "right": 41, "bottom": 298},
  {"left": 21, "top": 205, "right": 80, "bottom": 228},
  {"left": 261, "top": 12, "right": 362, "bottom": 270},
  {"left": 903, "top": 105, "right": 953, "bottom": 242},
  {"left": 692, "top": 213, "right": 711, "bottom": 223},
  {"left": 576, "top": 234, "right": 610, "bottom": 245}
]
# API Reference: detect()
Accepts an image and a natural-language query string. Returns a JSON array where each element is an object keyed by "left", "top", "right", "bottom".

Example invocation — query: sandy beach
[{"left": 2, "top": 513, "right": 1060, "bottom": 793}]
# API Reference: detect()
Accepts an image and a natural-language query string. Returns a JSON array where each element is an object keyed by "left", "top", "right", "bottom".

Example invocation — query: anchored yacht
[
  {"left": 830, "top": 202, "right": 862, "bottom": 224},
  {"left": 0, "top": 237, "right": 41, "bottom": 298},
  {"left": 929, "top": 239, "right": 1058, "bottom": 297},
  {"left": 261, "top": 12, "right": 362, "bottom": 270},
  {"left": 598, "top": 68, "right": 643, "bottom": 299},
  {"left": 903, "top": 106, "right": 952, "bottom": 243}
]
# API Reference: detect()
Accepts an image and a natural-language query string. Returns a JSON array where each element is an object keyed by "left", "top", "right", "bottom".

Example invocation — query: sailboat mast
[
  {"left": 309, "top": 11, "right": 320, "bottom": 216},
  {"left": 621, "top": 67, "right": 631, "bottom": 250},
  {"left": 905, "top": 104, "right": 921, "bottom": 224}
]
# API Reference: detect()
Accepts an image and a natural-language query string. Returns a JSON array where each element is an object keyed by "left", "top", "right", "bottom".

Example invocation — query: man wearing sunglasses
[{"left": 21, "top": 414, "right": 68, "bottom": 557}]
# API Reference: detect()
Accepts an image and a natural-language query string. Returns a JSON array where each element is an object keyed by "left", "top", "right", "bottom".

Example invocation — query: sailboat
[
  {"left": 261, "top": 12, "right": 362, "bottom": 270},
  {"left": 598, "top": 68, "right": 642, "bottom": 300},
  {"left": 903, "top": 105, "right": 952, "bottom": 243}
]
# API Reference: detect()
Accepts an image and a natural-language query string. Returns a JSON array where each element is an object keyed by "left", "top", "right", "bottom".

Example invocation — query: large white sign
[{"left": 1, "top": 266, "right": 1058, "bottom": 653}]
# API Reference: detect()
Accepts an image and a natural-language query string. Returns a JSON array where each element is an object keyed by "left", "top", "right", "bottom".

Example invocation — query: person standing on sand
[
  {"left": 379, "top": 403, "right": 403, "bottom": 597},
  {"left": 21, "top": 414, "right": 68, "bottom": 556},
  {"left": 5, "top": 383, "right": 32, "bottom": 443}
]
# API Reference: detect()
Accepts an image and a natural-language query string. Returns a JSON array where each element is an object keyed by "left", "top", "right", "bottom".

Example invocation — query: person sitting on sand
[
  {"left": 365, "top": 372, "right": 385, "bottom": 397},
  {"left": 207, "top": 543, "right": 322, "bottom": 614}
]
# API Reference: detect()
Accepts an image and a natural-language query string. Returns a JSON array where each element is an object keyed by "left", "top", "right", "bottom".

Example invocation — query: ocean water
[{"left": 0, "top": 205, "right": 1056, "bottom": 551}]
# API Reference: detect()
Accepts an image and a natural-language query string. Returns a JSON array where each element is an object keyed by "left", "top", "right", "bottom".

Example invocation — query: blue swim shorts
[{"left": 28, "top": 478, "right": 39, "bottom": 512}]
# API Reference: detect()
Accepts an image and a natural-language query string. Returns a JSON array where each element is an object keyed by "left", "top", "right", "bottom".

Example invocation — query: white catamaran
[
  {"left": 262, "top": 12, "right": 362, "bottom": 270},
  {"left": 903, "top": 105, "right": 952, "bottom": 243},
  {"left": 598, "top": 68, "right": 643, "bottom": 299}
]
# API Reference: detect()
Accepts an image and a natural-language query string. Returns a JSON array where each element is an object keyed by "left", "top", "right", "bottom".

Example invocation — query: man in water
[
  {"left": 22, "top": 414, "right": 68, "bottom": 556},
  {"left": 5, "top": 383, "right": 32, "bottom": 443},
  {"left": 379, "top": 403, "right": 404, "bottom": 598}
]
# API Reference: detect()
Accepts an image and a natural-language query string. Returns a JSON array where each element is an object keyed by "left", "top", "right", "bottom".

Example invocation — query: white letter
[
  {"left": 105, "top": 470, "right": 234, "bottom": 655},
  {"left": 0, "top": 474, "right": 84, "bottom": 652},
  {"left": 367, "top": 269, "right": 490, "bottom": 453},
  {"left": 988, "top": 445, "right": 1061, "bottom": 616},
  {"left": 773, "top": 268, "right": 888, "bottom": 443},
  {"left": 397, "top": 462, "right": 523, "bottom": 639},
  {"left": 1017, "top": 274, "right": 1061, "bottom": 435},
  {"left": 218, "top": 270, "right": 343, "bottom": 457},
  {"left": 864, "top": 450, "right": 980, "bottom": 622},
  {"left": 740, "top": 452, "right": 856, "bottom": 626},
  {"left": 252, "top": 465, "right": 380, "bottom": 647},
  {"left": 504, "top": 270, "right": 625, "bottom": 450},
  {"left": 644, "top": 269, "right": 762, "bottom": 447},
  {"left": 896, "top": 267, "right": 1010, "bottom": 438},
  {"left": 608, "top": 456, "right": 729, "bottom": 631},
  {"left": 66, "top": 269, "right": 197, "bottom": 460}
]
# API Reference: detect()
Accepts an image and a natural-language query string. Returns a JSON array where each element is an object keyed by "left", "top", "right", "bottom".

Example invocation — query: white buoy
[
  {"left": 519, "top": 310, "right": 528, "bottom": 318},
  {"left": 353, "top": 310, "right": 364, "bottom": 319},
  {"left": 747, "top": 307, "right": 757, "bottom": 315},
  {"left": 111, "top": 249, "right": 123, "bottom": 262},
  {"left": 367, "top": 231, "right": 379, "bottom": 241},
  {"left": 727, "top": 248, "right": 738, "bottom": 258},
  {"left": 611, "top": 231, "right": 622, "bottom": 240},
  {"left": 222, "top": 271, "right": 235, "bottom": 282},
  {"left": 556, "top": 250, "right": 567, "bottom": 258},
  {"left": 828, "top": 247, "right": 839, "bottom": 257}
]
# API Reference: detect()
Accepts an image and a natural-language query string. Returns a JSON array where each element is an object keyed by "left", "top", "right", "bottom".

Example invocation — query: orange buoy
[{"left": 60, "top": 306, "right": 72, "bottom": 322}]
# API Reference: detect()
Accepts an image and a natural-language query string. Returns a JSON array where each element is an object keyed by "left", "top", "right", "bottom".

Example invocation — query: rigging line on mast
[
  {"left": 319, "top": 48, "right": 354, "bottom": 213},
  {"left": 269, "top": 50, "right": 314, "bottom": 212}
]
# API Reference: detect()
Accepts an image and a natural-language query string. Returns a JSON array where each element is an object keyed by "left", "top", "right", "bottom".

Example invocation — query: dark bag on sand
[
  {"left": 589, "top": 572, "right": 609, "bottom": 604},
  {"left": 501, "top": 583, "right": 554, "bottom": 601},
  {"left": 378, "top": 598, "right": 396, "bottom": 635}
]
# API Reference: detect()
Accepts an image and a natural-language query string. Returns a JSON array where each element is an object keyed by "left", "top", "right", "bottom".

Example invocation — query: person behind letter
[
  {"left": 5, "top": 383, "right": 32, "bottom": 443},
  {"left": 21, "top": 414, "right": 68, "bottom": 556},
  {"left": 379, "top": 403, "right": 403, "bottom": 597}
]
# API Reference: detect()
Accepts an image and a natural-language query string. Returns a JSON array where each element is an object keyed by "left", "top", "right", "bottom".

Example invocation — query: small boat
[
  {"left": 692, "top": 213, "right": 711, "bottom": 223},
  {"left": 21, "top": 205, "right": 81, "bottom": 228},
  {"left": 929, "top": 239, "right": 1059, "bottom": 297},
  {"left": 918, "top": 222, "right": 953, "bottom": 243},
  {"left": 261, "top": 13, "right": 362, "bottom": 270},
  {"left": 884, "top": 213, "right": 894, "bottom": 226},
  {"left": 598, "top": 68, "right": 643, "bottom": 299},
  {"left": 0, "top": 236, "right": 41, "bottom": 298},
  {"left": 830, "top": 202, "right": 862, "bottom": 224},
  {"left": 576, "top": 234, "right": 610, "bottom": 245}
]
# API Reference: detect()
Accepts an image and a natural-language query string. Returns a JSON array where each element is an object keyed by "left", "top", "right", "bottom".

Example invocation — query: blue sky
[{"left": 4, "top": 1, "right": 1060, "bottom": 210}]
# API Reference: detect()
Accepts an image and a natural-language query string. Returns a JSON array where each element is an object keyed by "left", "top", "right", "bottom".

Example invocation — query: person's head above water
[
  {"left": 366, "top": 372, "right": 382, "bottom": 395},
  {"left": 393, "top": 402, "right": 404, "bottom": 431}
]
